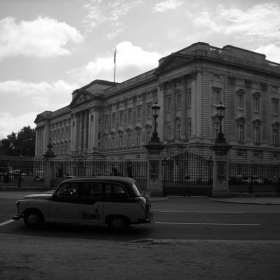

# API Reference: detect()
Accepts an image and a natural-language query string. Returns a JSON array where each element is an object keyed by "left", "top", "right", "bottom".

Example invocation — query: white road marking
[
  {"left": 158, "top": 210, "right": 245, "bottom": 213},
  {"left": 155, "top": 222, "right": 260, "bottom": 226},
  {"left": 0, "top": 219, "right": 15, "bottom": 227}
]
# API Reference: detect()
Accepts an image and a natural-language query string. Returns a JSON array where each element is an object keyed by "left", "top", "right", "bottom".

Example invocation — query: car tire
[
  {"left": 108, "top": 216, "right": 128, "bottom": 232},
  {"left": 24, "top": 210, "right": 44, "bottom": 229}
]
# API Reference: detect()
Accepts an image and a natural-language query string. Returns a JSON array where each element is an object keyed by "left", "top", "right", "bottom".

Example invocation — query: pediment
[
  {"left": 70, "top": 89, "right": 95, "bottom": 107},
  {"left": 154, "top": 53, "right": 193, "bottom": 76}
]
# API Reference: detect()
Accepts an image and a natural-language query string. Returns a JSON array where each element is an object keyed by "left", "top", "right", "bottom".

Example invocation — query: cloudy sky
[{"left": 0, "top": 0, "right": 280, "bottom": 140}]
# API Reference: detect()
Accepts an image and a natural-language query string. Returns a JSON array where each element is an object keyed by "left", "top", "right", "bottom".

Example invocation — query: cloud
[
  {"left": 0, "top": 112, "right": 37, "bottom": 140},
  {"left": 189, "top": 3, "right": 280, "bottom": 44},
  {"left": 255, "top": 44, "right": 280, "bottom": 64},
  {"left": 67, "top": 41, "right": 161, "bottom": 82},
  {"left": 152, "top": 0, "right": 183, "bottom": 12},
  {"left": 0, "top": 16, "right": 84, "bottom": 60},
  {"left": 83, "top": 0, "right": 142, "bottom": 33},
  {"left": 0, "top": 79, "right": 80, "bottom": 139},
  {"left": 0, "top": 80, "right": 80, "bottom": 113}
]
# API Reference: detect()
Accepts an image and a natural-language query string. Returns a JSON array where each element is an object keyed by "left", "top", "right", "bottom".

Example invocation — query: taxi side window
[
  {"left": 105, "top": 184, "right": 128, "bottom": 199},
  {"left": 81, "top": 182, "right": 102, "bottom": 198},
  {"left": 57, "top": 183, "right": 78, "bottom": 198}
]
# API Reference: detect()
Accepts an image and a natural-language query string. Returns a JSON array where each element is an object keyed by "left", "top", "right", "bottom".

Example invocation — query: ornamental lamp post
[
  {"left": 151, "top": 102, "right": 161, "bottom": 142},
  {"left": 145, "top": 101, "right": 165, "bottom": 197},
  {"left": 210, "top": 102, "right": 232, "bottom": 198},
  {"left": 216, "top": 102, "right": 226, "bottom": 143}
]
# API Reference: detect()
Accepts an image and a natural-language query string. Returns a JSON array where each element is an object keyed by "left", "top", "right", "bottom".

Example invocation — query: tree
[{"left": 0, "top": 126, "right": 35, "bottom": 156}]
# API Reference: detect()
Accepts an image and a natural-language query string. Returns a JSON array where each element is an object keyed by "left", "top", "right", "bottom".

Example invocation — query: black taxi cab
[{"left": 13, "top": 176, "right": 153, "bottom": 231}]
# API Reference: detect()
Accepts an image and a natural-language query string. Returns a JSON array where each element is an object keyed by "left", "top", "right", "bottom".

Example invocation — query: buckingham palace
[{"left": 34, "top": 42, "right": 280, "bottom": 162}]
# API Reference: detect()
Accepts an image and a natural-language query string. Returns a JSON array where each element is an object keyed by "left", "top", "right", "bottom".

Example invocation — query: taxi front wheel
[
  {"left": 108, "top": 216, "right": 129, "bottom": 232},
  {"left": 24, "top": 210, "right": 44, "bottom": 229}
]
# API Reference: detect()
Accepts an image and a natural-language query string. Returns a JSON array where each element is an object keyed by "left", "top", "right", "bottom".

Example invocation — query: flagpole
[{"left": 114, "top": 48, "right": 116, "bottom": 83}]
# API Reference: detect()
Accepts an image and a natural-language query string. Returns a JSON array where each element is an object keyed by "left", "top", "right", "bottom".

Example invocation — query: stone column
[
  {"left": 181, "top": 75, "right": 187, "bottom": 138},
  {"left": 210, "top": 141, "right": 232, "bottom": 197},
  {"left": 79, "top": 111, "right": 83, "bottom": 151},
  {"left": 35, "top": 128, "right": 39, "bottom": 156},
  {"left": 145, "top": 140, "right": 165, "bottom": 196},
  {"left": 83, "top": 110, "right": 89, "bottom": 151},
  {"left": 170, "top": 80, "right": 176, "bottom": 139}
]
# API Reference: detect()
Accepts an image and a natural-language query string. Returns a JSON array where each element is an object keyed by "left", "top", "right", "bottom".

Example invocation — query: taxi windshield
[{"left": 132, "top": 182, "right": 142, "bottom": 196}]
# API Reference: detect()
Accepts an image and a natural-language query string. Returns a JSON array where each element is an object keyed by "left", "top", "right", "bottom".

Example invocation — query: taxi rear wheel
[
  {"left": 108, "top": 216, "right": 129, "bottom": 232},
  {"left": 24, "top": 210, "right": 44, "bottom": 229}
]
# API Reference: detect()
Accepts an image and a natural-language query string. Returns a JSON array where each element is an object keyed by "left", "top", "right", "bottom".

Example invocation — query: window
[
  {"left": 187, "top": 118, "right": 192, "bottom": 137},
  {"left": 120, "top": 112, "right": 124, "bottom": 125},
  {"left": 253, "top": 97, "right": 260, "bottom": 112},
  {"left": 99, "top": 119, "right": 101, "bottom": 125},
  {"left": 273, "top": 100, "right": 279, "bottom": 115},
  {"left": 176, "top": 119, "right": 181, "bottom": 139},
  {"left": 112, "top": 114, "right": 116, "bottom": 127},
  {"left": 254, "top": 127, "right": 260, "bottom": 143},
  {"left": 137, "top": 107, "right": 142, "bottom": 120},
  {"left": 128, "top": 133, "right": 132, "bottom": 147},
  {"left": 119, "top": 136, "right": 123, "bottom": 148},
  {"left": 237, "top": 94, "right": 243, "bottom": 109},
  {"left": 213, "top": 88, "right": 221, "bottom": 105},
  {"left": 147, "top": 104, "right": 151, "bottom": 118},
  {"left": 57, "top": 183, "right": 78, "bottom": 198},
  {"left": 166, "top": 122, "right": 171, "bottom": 140},
  {"left": 273, "top": 129, "right": 279, "bottom": 145},
  {"left": 112, "top": 137, "right": 115, "bottom": 149},
  {"left": 177, "top": 94, "right": 181, "bottom": 109},
  {"left": 167, "top": 97, "right": 171, "bottom": 112},
  {"left": 105, "top": 116, "right": 108, "bottom": 127},
  {"left": 105, "top": 184, "right": 128, "bottom": 199},
  {"left": 98, "top": 133, "right": 100, "bottom": 139},
  {"left": 105, "top": 138, "right": 108, "bottom": 150},
  {"left": 187, "top": 91, "right": 191, "bottom": 107},
  {"left": 136, "top": 132, "right": 141, "bottom": 146},
  {"left": 238, "top": 125, "right": 244, "bottom": 141},
  {"left": 128, "top": 109, "right": 132, "bottom": 123},
  {"left": 81, "top": 182, "right": 102, "bottom": 198}
]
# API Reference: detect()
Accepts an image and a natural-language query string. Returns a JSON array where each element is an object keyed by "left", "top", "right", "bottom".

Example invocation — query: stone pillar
[
  {"left": 145, "top": 139, "right": 165, "bottom": 197},
  {"left": 210, "top": 142, "right": 232, "bottom": 197},
  {"left": 83, "top": 110, "right": 89, "bottom": 151},
  {"left": 35, "top": 128, "right": 38, "bottom": 156},
  {"left": 181, "top": 75, "right": 187, "bottom": 138},
  {"left": 79, "top": 111, "right": 83, "bottom": 151},
  {"left": 171, "top": 80, "right": 176, "bottom": 139}
]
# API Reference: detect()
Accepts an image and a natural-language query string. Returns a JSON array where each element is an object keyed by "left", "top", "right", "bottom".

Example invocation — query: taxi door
[
  {"left": 48, "top": 182, "right": 79, "bottom": 222},
  {"left": 78, "top": 182, "right": 104, "bottom": 224}
]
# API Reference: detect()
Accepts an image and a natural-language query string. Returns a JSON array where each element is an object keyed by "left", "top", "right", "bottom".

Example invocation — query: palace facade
[{"left": 34, "top": 42, "right": 280, "bottom": 162}]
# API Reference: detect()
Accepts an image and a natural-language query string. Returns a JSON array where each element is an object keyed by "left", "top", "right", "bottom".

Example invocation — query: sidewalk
[
  {"left": 0, "top": 233, "right": 279, "bottom": 280},
  {"left": 209, "top": 197, "right": 280, "bottom": 205}
]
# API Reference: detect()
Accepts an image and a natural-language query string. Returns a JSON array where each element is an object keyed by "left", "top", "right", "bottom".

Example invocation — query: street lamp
[
  {"left": 150, "top": 102, "right": 161, "bottom": 142},
  {"left": 216, "top": 102, "right": 226, "bottom": 143}
]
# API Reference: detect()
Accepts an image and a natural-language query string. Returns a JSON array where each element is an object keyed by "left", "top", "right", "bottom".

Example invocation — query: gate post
[
  {"left": 145, "top": 102, "right": 165, "bottom": 197},
  {"left": 210, "top": 103, "right": 232, "bottom": 197},
  {"left": 43, "top": 138, "right": 57, "bottom": 189},
  {"left": 145, "top": 140, "right": 165, "bottom": 196}
]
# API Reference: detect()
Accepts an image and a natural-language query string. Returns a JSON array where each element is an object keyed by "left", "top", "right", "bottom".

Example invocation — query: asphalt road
[{"left": 1, "top": 191, "right": 280, "bottom": 242}]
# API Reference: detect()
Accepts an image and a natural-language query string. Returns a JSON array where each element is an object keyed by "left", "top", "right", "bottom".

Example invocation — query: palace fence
[
  {"left": 1, "top": 155, "right": 280, "bottom": 195},
  {"left": 228, "top": 160, "right": 280, "bottom": 193}
]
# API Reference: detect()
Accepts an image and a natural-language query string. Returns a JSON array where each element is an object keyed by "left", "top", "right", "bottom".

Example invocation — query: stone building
[{"left": 34, "top": 42, "right": 280, "bottom": 162}]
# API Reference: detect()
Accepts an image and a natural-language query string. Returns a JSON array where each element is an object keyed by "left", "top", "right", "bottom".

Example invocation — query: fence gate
[{"left": 162, "top": 151, "right": 213, "bottom": 197}]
